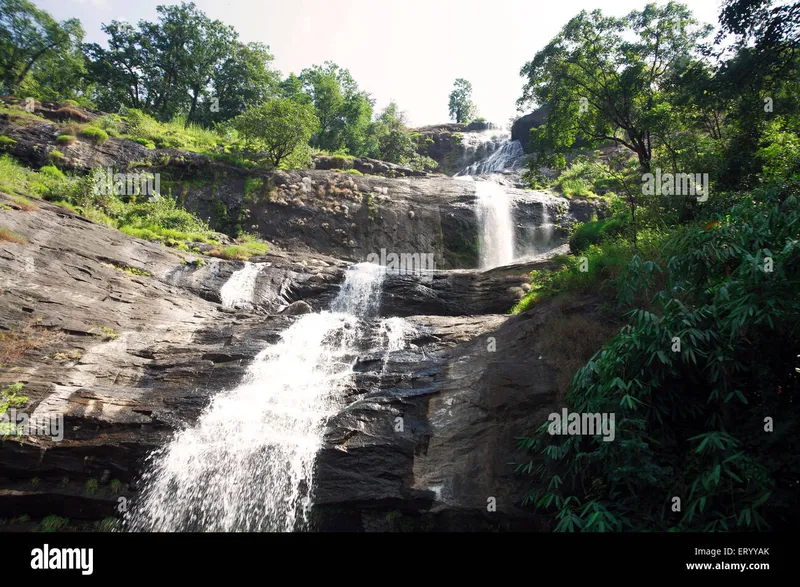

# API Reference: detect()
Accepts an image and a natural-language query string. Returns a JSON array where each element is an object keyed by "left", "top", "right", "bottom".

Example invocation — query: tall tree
[
  {"left": 201, "top": 42, "right": 279, "bottom": 126},
  {"left": 0, "top": 0, "right": 84, "bottom": 94},
  {"left": 448, "top": 78, "right": 476, "bottom": 123},
  {"left": 299, "top": 61, "right": 374, "bottom": 154},
  {"left": 518, "top": 2, "right": 711, "bottom": 171}
]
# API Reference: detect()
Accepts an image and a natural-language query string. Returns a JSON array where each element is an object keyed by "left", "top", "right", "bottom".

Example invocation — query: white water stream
[{"left": 126, "top": 263, "right": 390, "bottom": 531}]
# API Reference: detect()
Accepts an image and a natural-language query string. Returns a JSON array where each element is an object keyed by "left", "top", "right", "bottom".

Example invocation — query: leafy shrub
[
  {"left": 40, "top": 515, "right": 69, "bottom": 532},
  {"left": 0, "top": 382, "right": 28, "bottom": 417},
  {"left": 47, "top": 150, "right": 64, "bottom": 164},
  {"left": 516, "top": 179, "right": 800, "bottom": 531},
  {"left": 79, "top": 127, "right": 109, "bottom": 145},
  {"left": 39, "top": 165, "right": 65, "bottom": 180},
  {"left": 569, "top": 217, "right": 626, "bottom": 253}
]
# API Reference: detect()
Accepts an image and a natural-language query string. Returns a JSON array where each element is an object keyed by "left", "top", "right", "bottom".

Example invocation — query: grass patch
[
  {"left": 0, "top": 136, "right": 17, "bottom": 150},
  {"left": 0, "top": 227, "right": 29, "bottom": 244},
  {"left": 85, "top": 478, "right": 98, "bottom": 495},
  {"left": 208, "top": 234, "right": 268, "bottom": 261},
  {"left": 0, "top": 382, "right": 28, "bottom": 418},
  {"left": 106, "top": 262, "right": 152, "bottom": 277},
  {"left": 56, "top": 135, "right": 76, "bottom": 146},
  {"left": 55, "top": 106, "right": 89, "bottom": 123},
  {"left": 47, "top": 150, "right": 64, "bottom": 165},
  {"left": 513, "top": 230, "right": 671, "bottom": 314},
  {"left": 95, "top": 326, "right": 119, "bottom": 341},
  {"left": 40, "top": 515, "right": 69, "bottom": 532},
  {"left": 0, "top": 323, "right": 61, "bottom": 367},
  {"left": 9, "top": 194, "right": 38, "bottom": 211},
  {"left": 79, "top": 127, "right": 108, "bottom": 145}
]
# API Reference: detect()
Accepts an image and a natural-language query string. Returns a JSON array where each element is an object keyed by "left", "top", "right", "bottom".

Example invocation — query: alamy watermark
[
  {"left": 366, "top": 248, "right": 435, "bottom": 283},
  {"left": 641, "top": 168, "right": 708, "bottom": 202},
  {"left": 1, "top": 409, "right": 64, "bottom": 442},
  {"left": 548, "top": 408, "right": 615, "bottom": 442},
  {"left": 93, "top": 168, "right": 161, "bottom": 200}
]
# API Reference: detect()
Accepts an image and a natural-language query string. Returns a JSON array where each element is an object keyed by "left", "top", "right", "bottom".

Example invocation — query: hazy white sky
[{"left": 38, "top": 0, "right": 724, "bottom": 127}]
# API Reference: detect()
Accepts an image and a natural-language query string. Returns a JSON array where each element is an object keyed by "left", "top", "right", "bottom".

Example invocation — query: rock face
[
  {"left": 0, "top": 103, "right": 604, "bottom": 271},
  {"left": 511, "top": 105, "right": 552, "bottom": 152},
  {"left": 311, "top": 293, "right": 610, "bottom": 531},
  {"left": 312, "top": 155, "right": 426, "bottom": 178},
  {"left": 0, "top": 193, "right": 345, "bottom": 523},
  {"left": 0, "top": 101, "right": 614, "bottom": 532}
]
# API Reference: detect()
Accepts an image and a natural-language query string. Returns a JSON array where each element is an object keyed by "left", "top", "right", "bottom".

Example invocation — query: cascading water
[
  {"left": 458, "top": 139, "right": 525, "bottom": 176},
  {"left": 220, "top": 262, "right": 261, "bottom": 308},
  {"left": 125, "top": 263, "right": 386, "bottom": 532},
  {"left": 474, "top": 180, "right": 516, "bottom": 269}
]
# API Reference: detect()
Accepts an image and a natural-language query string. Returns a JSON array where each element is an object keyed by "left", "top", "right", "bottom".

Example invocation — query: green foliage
[
  {"left": 0, "top": 136, "right": 17, "bottom": 150},
  {"left": 514, "top": 230, "right": 669, "bottom": 314},
  {"left": 83, "top": 2, "right": 272, "bottom": 126},
  {"left": 0, "top": 382, "right": 28, "bottom": 417},
  {"left": 570, "top": 218, "right": 626, "bottom": 253},
  {"left": 299, "top": 61, "right": 374, "bottom": 155},
  {"left": 231, "top": 98, "right": 318, "bottom": 168},
  {"left": 552, "top": 156, "right": 616, "bottom": 198},
  {"left": 519, "top": 3, "right": 712, "bottom": 171},
  {"left": 39, "top": 515, "right": 69, "bottom": 532},
  {"left": 364, "top": 102, "right": 438, "bottom": 171},
  {"left": 516, "top": 180, "right": 800, "bottom": 531},
  {"left": 56, "top": 135, "right": 76, "bottom": 145},
  {"left": 448, "top": 78, "right": 476, "bottom": 123},
  {"left": 0, "top": 0, "right": 84, "bottom": 95},
  {"left": 47, "top": 150, "right": 64, "bottom": 164},
  {"left": 79, "top": 127, "right": 108, "bottom": 145}
]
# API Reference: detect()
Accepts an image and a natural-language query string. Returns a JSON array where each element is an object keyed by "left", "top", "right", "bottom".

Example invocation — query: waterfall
[
  {"left": 125, "top": 263, "right": 386, "bottom": 532},
  {"left": 458, "top": 139, "right": 524, "bottom": 176},
  {"left": 220, "top": 262, "right": 261, "bottom": 308},
  {"left": 475, "top": 180, "right": 516, "bottom": 269}
]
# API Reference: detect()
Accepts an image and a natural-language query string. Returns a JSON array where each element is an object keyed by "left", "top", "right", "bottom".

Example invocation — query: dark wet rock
[
  {"left": 0, "top": 194, "right": 342, "bottom": 507},
  {"left": 511, "top": 105, "right": 551, "bottom": 152},
  {"left": 312, "top": 295, "right": 607, "bottom": 531},
  {"left": 282, "top": 300, "right": 313, "bottom": 315}
]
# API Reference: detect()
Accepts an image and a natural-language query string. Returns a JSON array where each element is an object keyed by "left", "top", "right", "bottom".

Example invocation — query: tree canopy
[{"left": 448, "top": 78, "right": 476, "bottom": 123}]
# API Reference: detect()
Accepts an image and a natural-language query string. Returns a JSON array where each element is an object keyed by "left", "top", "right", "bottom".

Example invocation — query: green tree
[
  {"left": 231, "top": 98, "right": 318, "bottom": 168},
  {"left": 0, "top": 0, "right": 84, "bottom": 94},
  {"left": 84, "top": 21, "right": 145, "bottom": 111},
  {"left": 518, "top": 2, "right": 712, "bottom": 171},
  {"left": 299, "top": 62, "right": 374, "bottom": 154},
  {"left": 448, "top": 78, "right": 476, "bottom": 123},
  {"left": 202, "top": 42, "right": 279, "bottom": 126}
]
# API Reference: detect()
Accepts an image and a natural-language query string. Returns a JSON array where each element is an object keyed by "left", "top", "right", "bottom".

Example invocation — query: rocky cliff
[{"left": 0, "top": 101, "right": 610, "bottom": 532}]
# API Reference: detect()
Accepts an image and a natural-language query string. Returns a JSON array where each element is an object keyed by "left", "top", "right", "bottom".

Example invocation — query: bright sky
[{"left": 37, "top": 0, "right": 724, "bottom": 127}]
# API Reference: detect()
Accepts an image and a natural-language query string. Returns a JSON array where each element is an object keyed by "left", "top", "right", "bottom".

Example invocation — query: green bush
[
  {"left": 516, "top": 179, "right": 800, "bottom": 531},
  {"left": 569, "top": 217, "right": 626, "bottom": 253},
  {"left": 553, "top": 156, "right": 616, "bottom": 198},
  {"left": 79, "top": 127, "right": 109, "bottom": 145},
  {"left": 132, "top": 137, "right": 156, "bottom": 149},
  {"left": 56, "top": 135, "right": 76, "bottom": 145},
  {"left": 39, "top": 165, "right": 65, "bottom": 180},
  {"left": 47, "top": 150, "right": 64, "bottom": 164}
]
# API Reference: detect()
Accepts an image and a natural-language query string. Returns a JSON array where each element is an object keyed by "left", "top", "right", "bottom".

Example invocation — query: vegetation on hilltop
[{"left": 514, "top": 0, "right": 800, "bottom": 531}]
